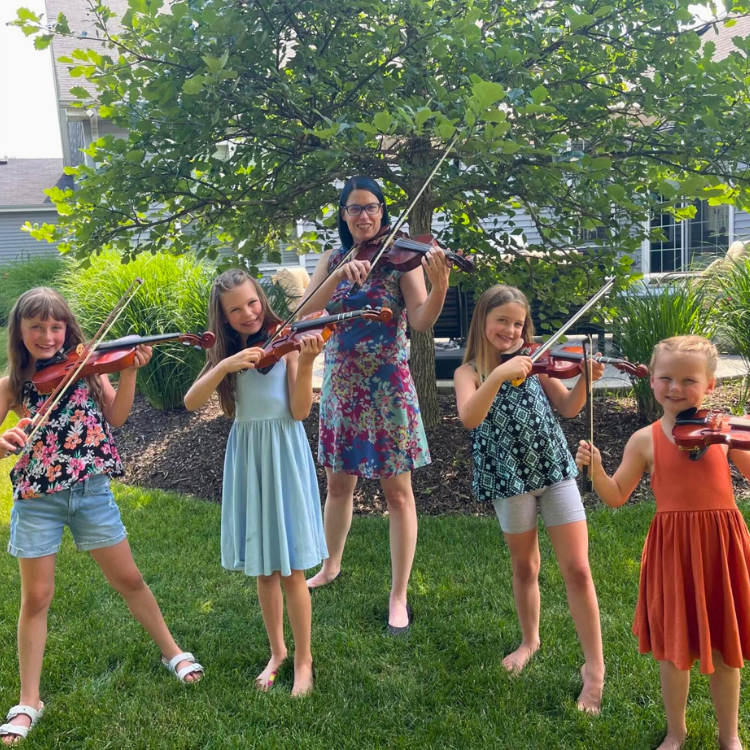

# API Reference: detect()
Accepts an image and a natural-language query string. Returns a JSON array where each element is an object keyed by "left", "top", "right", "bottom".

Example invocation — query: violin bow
[
  {"left": 582, "top": 336, "right": 594, "bottom": 493},
  {"left": 15, "top": 278, "right": 144, "bottom": 454},
  {"left": 262, "top": 130, "right": 462, "bottom": 351},
  {"left": 511, "top": 278, "right": 614, "bottom": 386}
]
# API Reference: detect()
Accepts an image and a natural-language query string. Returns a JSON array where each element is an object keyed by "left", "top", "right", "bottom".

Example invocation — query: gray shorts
[{"left": 492, "top": 479, "right": 585, "bottom": 535}]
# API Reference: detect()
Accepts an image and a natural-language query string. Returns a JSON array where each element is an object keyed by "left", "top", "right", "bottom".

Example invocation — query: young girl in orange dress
[{"left": 577, "top": 335, "right": 750, "bottom": 750}]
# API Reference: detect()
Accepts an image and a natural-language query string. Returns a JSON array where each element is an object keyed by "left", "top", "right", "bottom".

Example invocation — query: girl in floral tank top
[{"left": 0, "top": 288, "right": 203, "bottom": 744}]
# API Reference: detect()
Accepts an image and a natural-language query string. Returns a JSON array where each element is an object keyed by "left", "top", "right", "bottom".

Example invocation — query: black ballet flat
[{"left": 387, "top": 604, "right": 413, "bottom": 636}]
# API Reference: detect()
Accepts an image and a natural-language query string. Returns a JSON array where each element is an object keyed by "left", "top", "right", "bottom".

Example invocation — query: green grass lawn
[{"left": 0, "top": 476, "right": 747, "bottom": 749}]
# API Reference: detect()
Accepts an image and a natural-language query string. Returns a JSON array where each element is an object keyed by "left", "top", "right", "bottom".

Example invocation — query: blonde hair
[
  {"left": 463, "top": 285, "right": 535, "bottom": 383},
  {"left": 650, "top": 335, "right": 718, "bottom": 377},
  {"left": 6, "top": 287, "right": 104, "bottom": 410},
  {"left": 201, "top": 269, "right": 282, "bottom": 418}
]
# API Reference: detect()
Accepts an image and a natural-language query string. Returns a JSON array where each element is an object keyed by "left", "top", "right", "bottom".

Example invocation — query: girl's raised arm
[
  {"left": 728, "top": 446, "right": 750, "bottom": 481},
  {"left": 184, "top": 348, "right": 265, "bottom": 411},
  {"left": 286, "top": 334, "right": 324, "bottom": 421},
  {"left": 454, "top": 357, "right": 533, "bottom": 429},
  {"left": 576, "top": 427, "right": 651, "bottom": 507}
]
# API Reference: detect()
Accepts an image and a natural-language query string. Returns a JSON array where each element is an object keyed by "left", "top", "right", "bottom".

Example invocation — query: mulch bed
[{"left": 111, "top": 382, "right": 750, "bottom": 515}]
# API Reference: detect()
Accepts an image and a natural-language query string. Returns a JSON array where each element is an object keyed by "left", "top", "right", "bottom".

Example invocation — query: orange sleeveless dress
[{"left": 633, "top": 421, "right": 750, "bottom": 673}]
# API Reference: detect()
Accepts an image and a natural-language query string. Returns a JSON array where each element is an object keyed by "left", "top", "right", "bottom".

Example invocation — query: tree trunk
[{"left": 407, "top": 149, "right": 442, "bottom": 428}]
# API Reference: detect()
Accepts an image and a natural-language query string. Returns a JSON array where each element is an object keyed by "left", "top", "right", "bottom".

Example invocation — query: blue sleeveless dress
[{"left": 221, "top": 358, "right": 328, "bottom": 577}]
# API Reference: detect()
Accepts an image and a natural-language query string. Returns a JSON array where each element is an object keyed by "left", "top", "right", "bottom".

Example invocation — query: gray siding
[
  {"left": 68, "top": 120, "right": 86, "bottom": 167},
  {"left": 734, "top": 208, "right": 750, "bottom": 242},
  {"left": 0, "top": 212, "right": 61, "bottom": 264}
]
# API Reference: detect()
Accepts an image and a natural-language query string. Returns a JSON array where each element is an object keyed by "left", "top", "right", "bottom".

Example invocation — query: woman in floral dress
[{"left": 303, "top": 176, "right": 450, "bottom": 633}]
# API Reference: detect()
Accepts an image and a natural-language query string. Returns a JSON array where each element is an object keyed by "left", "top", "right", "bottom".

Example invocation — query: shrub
[
  {"left": 0, "top": 254, "right": 67, "bottom": 325},
  {"left": 611, "top": 276, "right": 717, "bottom": 422},
  {"left": 60, "top": 251, "right": 215, "bottom": 410},
  {"left": 709, "top": 257, "right": 750, "bottom": 410},
  {"left": 0, "top": 327, "right": 8, "bottom": 375}
]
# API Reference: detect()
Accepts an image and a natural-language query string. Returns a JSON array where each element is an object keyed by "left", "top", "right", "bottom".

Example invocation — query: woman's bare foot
[
  {"left": 256, "top": 652, "right": 287, "bottom": 691},
  {"left": 656, "top": 731, "right": 687, "bottom": 750},
  {"left": 577, "top": 663, "right": 604, "bottom": 715},
  {"left": 502, "top": 641, "right": 540, "bottom": 673},
  {"left": 291, "top": 662, "right": 314, "bottom": 697},
  {"left": 306, "top": 567, "right": 341, "bottom": 589}
]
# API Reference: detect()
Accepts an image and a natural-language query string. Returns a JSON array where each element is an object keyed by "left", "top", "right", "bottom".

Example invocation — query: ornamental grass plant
[
  {"left": 611, "top": 276, "right": 717, "bottom": 422},
  {"left": 60, "top": 251, "right": 215, "bottom": 410},
  {"left": 0, "top": 254, "right": 67, "bottom": 325}
]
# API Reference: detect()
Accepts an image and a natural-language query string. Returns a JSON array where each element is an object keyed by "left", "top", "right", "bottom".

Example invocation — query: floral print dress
[
  {"left": 318, "top": 244, "right": 431, "bottom": 478},
  {"left": 10, "top": 379, "right": 123, "bottom": 501}
]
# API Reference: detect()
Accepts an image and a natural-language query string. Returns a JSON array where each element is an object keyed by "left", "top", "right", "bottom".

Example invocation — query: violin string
[{"left": 21, "top": 280, "right": 144, "bottom": 452}]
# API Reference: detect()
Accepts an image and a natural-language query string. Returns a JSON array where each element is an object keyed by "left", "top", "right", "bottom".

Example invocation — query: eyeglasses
[{"left": 342, "top": 202, "right": 383, "bottom": 217}]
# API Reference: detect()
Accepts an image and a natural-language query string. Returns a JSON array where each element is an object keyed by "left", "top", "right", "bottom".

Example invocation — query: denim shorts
[{"left": 8, "top": 473, "right": 128, "bottom": 558}]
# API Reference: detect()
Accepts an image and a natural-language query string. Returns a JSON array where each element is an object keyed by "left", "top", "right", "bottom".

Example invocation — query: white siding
[
  {"left": 0, "top": 212, "right": 60, "bottom": 264},
  {"left": 734, "top": 207, "right": 750, "bottom": 242}
]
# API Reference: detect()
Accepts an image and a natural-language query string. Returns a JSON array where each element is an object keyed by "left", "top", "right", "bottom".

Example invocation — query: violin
[
  {"left": 353, "top": 227, "right": 475, "bottom": 274},
  {"left": 32, "top": 331, "right": 216, "bottom": 394},
  {"left": 673, "top": 407, "right": 750, "bottom": 457},
  {"left": 505, "top": 343, "right": 649, "bottom": 380},
  {"left": 255, "top": 307, "right": 393, "bottom": 372}
]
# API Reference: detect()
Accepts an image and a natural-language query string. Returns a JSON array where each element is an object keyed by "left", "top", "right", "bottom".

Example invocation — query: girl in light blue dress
[{"left": 185, "top": 269, "right": 327, "bottom": 697}]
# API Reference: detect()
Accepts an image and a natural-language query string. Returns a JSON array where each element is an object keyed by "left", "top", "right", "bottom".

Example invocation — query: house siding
[
  {"left": 734, "top": 208, "right": 750, "bottom": 242},
  {"left": 0, "top": 212, "right": 60, "bottom": 264}
]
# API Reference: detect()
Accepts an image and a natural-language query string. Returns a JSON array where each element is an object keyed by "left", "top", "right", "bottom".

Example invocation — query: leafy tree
[{"left": 14, "top": 0, "right": 750, "bottom": 425}]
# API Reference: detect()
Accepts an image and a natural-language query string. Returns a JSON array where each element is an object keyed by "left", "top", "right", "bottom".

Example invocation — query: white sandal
[
  {"left": 0, "top": 703, "right": 44, "bottom": 743},
  {"left": 161, "top": 652, "right": 204, "bottom": 683}
]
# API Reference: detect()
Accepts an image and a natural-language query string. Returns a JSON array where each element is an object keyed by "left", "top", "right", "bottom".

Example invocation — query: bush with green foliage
[
  {"left": 59, "top": 252, "right": 298, "bottom": 410},
  {"left": 709, "top": 257, "right": 750, "bottom": 410},
  {"left": 611, "top": 277, "right": 717, "bottom": 422},
  {"left": 59, "top": 251, "right": 215, "bottom": 410},
  {"left": 0, "top": 254, "right": 67, "bottom": 325}
]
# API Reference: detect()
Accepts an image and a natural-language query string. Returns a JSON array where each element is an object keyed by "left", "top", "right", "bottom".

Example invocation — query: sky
[
  {"left": 0, "top": 2, "right": 720, "bottom": 162},
  {"left": 0, "top": 0, "right": 62, "bottom": 158}
]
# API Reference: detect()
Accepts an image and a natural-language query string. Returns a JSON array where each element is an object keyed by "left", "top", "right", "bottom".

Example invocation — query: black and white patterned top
[{"left": 470, "top": 352, "right": 578, "bottom": 502}]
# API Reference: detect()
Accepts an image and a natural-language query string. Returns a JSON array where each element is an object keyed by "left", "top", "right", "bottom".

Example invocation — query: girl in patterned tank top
[
  {"left": 454, "top": 284, "right": 606, "bottom": 714},
  {"left": 0, "top": 288, "right": 202, "bottom": 745}
]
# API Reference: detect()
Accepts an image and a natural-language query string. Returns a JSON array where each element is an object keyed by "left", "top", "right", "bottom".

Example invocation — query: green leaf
[
  {"left": 471, "top": 80, "right": 506, "bottom": 108},
  {"left": 33, "top": 35, "right": 54, "bottom": 50},
  {"left": 605, "top": 184, "right": 626, "bottom": 201},
  {"left": 69, "top": 86, "right": 91, "bottom": 99},
  {"left": 531, "top": 85, "right": 548, "bottom": 104},
  {"left": 589, "top": 157, "right": 612, "bottom": 171},
  {"left": 356, "top": 122, "right": 378, "bottom": 134},
  {"left": 202, "top": 53, "right": 227, "bottom": 75},
  {"left": 128, "top": 0, "right": 148, "bottom": 12},
  {"left": 373, "top": 111, "right": 393, "bottom": 132},
  {"left": 414, "top": 108, "right": 434, "bottom": 128},
  {"left": 172, "top": 2, "right": 188, "bottom": 20},
  {"left": 182, "top": 76, "right": 205, "bottom": 95}
]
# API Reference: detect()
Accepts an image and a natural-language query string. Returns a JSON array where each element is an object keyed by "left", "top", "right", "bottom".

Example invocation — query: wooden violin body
[
  {"left": 673, "top": 407, "right": 750, "bottom": 454},
  {"left": 255, "top": 307, "right": 393, "bottom": 371},
  {"left": 505, "top": 342, "right": 649, "bottom": 380},
  {"left": 32, "top": 332, "right": 216, "bottom": 394},
  {"left": 353, "top": 228, "right": 475, "bottom": 274}
]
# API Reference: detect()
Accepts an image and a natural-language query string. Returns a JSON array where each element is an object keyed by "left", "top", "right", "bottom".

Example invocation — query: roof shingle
[{"left": 0, "top": 159, "right": 74, "bottom": 208}]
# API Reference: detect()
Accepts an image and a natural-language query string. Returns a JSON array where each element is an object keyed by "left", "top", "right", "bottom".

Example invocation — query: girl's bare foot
[
  {"left": 256, "top": 652, "right": 287, "bottom": 691},
  {"left": 291, "top": 662, "right": 314, "bottom": 697},
  {"left": 719, "top": 737, "right": 743, "bottom": 750},
  {"left": 656, "top": 732, "right": 687, "bottom": 750},
  {"left": 306, "top": 568, "right": 341, "bottom": 589},
  {"left": 577, "top": 663, "right": 605, "bottom": 715},
  {"left": 502, "top": 641, "right": 540, "bottom": 673}
]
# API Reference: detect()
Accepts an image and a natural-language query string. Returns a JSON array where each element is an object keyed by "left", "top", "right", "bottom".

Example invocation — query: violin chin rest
[{"left": 676, "top": 406, "right": 699, "bottom": 421}]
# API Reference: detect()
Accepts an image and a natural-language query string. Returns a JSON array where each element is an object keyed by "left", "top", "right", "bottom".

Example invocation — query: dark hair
[{"left": 338, "top": 175, "right": 391, "bottom": 250}]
